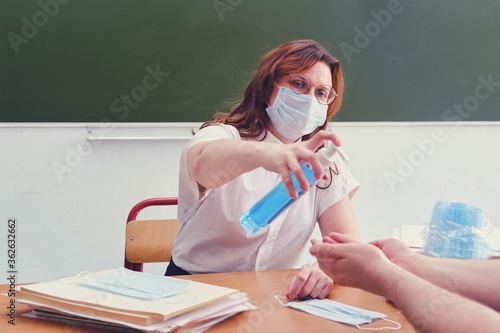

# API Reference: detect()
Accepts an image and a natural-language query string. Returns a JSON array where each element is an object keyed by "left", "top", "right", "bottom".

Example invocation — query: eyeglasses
[{"left": 287, "top": 73, "right": 337, "bottom": 105}]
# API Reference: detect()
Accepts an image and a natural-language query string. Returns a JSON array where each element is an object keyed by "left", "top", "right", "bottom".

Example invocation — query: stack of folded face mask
[
  {"left": 17, "top": 268, "right": 255, "bottom": 332},
  {"left": 422, "top": 201, "right": 496, "bottom": 259}
]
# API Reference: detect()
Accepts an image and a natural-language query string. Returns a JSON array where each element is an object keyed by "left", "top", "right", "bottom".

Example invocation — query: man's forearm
[
  {"left": 381, "top": 266, "right": 500, "bottom": 333},
  {"left": 401, "top": 253, "right": 500, "bottom": 311}
]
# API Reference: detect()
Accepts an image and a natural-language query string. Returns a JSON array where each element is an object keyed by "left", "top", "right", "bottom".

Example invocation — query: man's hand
[
  {"left": 310, "top": 240, "right": 398, "bottom": 296},
  {"left": 322, "top": 231, "right": 360, "bottom": 245},
  {"left": 324, "top": 232, "right": 415, "bottom": 268},
  {"left": 369, "top": 238, "right": 414, "bottom": 268}
]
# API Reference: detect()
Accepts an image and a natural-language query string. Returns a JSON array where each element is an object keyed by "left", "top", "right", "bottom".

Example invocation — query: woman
[{"left": 167, "top": 40, "right": 361, "bottom": 300}]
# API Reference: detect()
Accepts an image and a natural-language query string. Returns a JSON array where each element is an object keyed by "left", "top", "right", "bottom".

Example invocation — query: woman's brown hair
[{"left": 201, "top": 39, "right": 344, "bottom": 141}]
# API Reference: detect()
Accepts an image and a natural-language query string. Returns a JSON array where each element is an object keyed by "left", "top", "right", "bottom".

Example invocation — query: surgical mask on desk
[
  {"left": 266, "top": 86, "right": 327, "bottom": 141},
  {"left": 75, "top": 267, "right": 190, "bottom": 300},
  {"left": 276, "top": 296, "right": 401, "bottom": 330}
]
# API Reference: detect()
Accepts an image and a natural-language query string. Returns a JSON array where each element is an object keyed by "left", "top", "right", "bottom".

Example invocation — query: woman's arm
[
  {"left": 187, "top": 139, "right": 265, "bottom": 190},
  {"left": 286, "top": 196, "right": 361, "bottom": 299},
  {"left": 318, "top": 195, "right": 361, "bottom": 241},
  {"left": 188, "top": 130, "right": 341, "bottom": 198}
]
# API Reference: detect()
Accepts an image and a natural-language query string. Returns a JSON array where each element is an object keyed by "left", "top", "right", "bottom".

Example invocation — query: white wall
[{"left": 1, "top": 122, "right": 499, "bottom": 283}]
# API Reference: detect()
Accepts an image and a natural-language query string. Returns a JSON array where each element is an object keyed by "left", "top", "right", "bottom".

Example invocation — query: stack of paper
[{"left": 16, "top": 268, "right": 256, "bottom": 332}]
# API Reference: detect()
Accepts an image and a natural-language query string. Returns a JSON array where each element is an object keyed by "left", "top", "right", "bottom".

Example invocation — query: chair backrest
[{"left": 124, "top": 197, "right": 178, "bottom": 272}]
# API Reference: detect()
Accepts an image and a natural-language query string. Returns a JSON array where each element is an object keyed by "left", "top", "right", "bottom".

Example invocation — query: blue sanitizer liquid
[{"left": 239, "top": 162, "right": 322, "bottom": 234}]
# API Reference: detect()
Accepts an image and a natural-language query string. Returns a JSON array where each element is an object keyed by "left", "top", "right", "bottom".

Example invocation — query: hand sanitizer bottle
[{"left": 239, "top": 142, "right": 349, "bottom": 234}]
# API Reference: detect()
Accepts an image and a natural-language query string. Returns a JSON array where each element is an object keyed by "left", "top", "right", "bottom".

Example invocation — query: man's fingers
[
  {"left": 368, "top": 238, "right": 394, "bottom": 249},
  {"left": 322, "top": 236, "right": 334, "bottom": 244},
  {"left": 310, "top": 244, "right": 343, "bottom": 260},
  {"left": 328, "top": 232, "right": 359, "bottom": 244},
  {"left": 310, "top": 238, "right": 323, "bottom": 246}
]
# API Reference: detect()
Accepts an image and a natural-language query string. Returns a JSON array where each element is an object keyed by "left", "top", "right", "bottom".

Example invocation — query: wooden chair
[{"left": 124, "top": 197, "right": 179, "bottom": 272}]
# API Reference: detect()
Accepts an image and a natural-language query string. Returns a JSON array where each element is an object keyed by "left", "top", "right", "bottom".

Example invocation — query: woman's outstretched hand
[{"left": 260, "top": 130, "right": 342, "bottom": 198}]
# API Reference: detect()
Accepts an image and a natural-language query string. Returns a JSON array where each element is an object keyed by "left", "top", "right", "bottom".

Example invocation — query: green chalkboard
[{"left": 1, "top": 0, "right": 499, "bottom": 122}]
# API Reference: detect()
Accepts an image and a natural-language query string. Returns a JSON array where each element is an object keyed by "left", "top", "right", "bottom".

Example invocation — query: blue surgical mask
[
  {"left": 266, "top": 86, "right": 327, "bottom": 141},
  {"left": 423, "top": 201, "right": 494, "bottom": 259},
  {"left": 76, "top": 267, "right": 190, "bottom": 300},
  {"left": 276, "top": 296, "right": 400, "bottom": 330}
]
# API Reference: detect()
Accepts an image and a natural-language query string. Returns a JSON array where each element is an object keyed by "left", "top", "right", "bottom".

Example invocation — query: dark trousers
[{"left": 165, "top": 257, "right": 191, "bottom": 276}]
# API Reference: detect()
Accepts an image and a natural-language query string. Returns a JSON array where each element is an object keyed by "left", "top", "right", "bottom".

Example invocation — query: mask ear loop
[
  {"left": 59, "top": 271, "right": 93, "bottom": 283},
  {"left": 274, "top": 295, "right": 290, "bottom": 306},
  {"left": 355, "top": 318, "right": 401, "bottom": 331}
]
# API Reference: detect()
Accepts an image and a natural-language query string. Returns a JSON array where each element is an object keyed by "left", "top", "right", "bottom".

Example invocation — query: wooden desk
[{"left": 0, "top": 269, "right": 416, "bottom": 333}]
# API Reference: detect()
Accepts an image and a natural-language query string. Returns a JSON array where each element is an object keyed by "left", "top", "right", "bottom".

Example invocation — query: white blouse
[{"left": 172, "top": 124, "right": 359, "bottom": 274}]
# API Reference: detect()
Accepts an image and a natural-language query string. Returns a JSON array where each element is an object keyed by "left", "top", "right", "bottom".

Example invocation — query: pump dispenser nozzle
[{"left": 317, "top": 140, "right": 349, "bottom": 168}]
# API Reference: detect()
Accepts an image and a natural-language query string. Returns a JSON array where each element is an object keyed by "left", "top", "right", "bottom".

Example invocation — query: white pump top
[{"left": 317, "top": 140, "right": 349, "bottom": 168}]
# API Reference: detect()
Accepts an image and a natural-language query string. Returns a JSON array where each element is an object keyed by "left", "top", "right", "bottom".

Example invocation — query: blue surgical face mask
[
  {"left": 75, "top": 267, "right": 190, "bottom": 300},
  {"left": 276, "top": 296, "right": 401, "bottom": 330},
  {"left": 266, "top": 86, "right": 327, "bottom": 141},
  {"left": 423, "top": 201, "right": 495, "bottom": 259}
]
